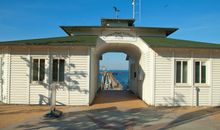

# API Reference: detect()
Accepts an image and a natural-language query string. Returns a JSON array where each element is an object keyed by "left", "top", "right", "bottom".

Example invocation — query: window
[
  {"left": 195, "top": 61, "right": 206, "bottom": 83},
  {"left": 176, "top": 61, "right": 188, "bottom": 83},
  {"left": 52, "top": 59, "right": 65, "bottom": 82},
  {"left": 32, "top": 59, "right": 45, "bottom": 81}
]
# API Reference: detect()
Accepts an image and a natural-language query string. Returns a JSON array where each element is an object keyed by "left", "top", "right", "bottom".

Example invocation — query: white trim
[
  {"left": 47, "top": 48, "right": 50, "bottom": 104},
  {"left": 67, "top": 48, "right": 70, "bottom": 105},
  {"left": 194, "top": 84, "right": 210, "bottom": 87},
  {"left": 51, "top": 58, "right": 65, "bottom": 83},
  {"left": 191, "top": 51, "right": 194, "bottom": 106},
  {"left": 171, "top": 49, "right": 175, "bottom": 105},
  {"left": 174, "top": 59, "right": 189, "bottom": 85},
  {"left": 152, "top": 49, "right": 156, "bottom": 105},
  {"left": 30, "top": 58, "right": 46, "bottom": 83},
  {"left": 0, "top": 57, "right": 2, "bottom": 101},
  {"left": 194, "top": 59, "right": 209, "bottom": 85},
  {"left": 2, "top": 48, "right": 6, "bottom": 103},
  {"left": 209, "top": 51, "right": 213, "bottom": 106},
  {"left": 27, "top": 48, "right": 30, "bottom": 104},
  {"left": 31, "top": 55, "right": 48, "bottom": 59},
  {"left": 89, "top": 48, "right": 94, "bottom": 104},
  {"left": 7, "top": 47, "right": 11, "bottom": 104},
  {"left": 87, "top": 47, "right": 91, "bottom": 105}
]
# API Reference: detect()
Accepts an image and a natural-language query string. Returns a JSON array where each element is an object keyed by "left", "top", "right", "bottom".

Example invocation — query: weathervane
[{"left": 113, "top": 6, "right": 120, "bottom": 19}]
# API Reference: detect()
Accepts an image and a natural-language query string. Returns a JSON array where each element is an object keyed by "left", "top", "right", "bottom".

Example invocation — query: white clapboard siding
[
  {"left": 56, "top": 87, "right": 68, "bottom": 105},
  {"left": 145, "top": 49, "right": 151, "bottom": 103},
  {"left": 212, "top": 57, "right": 220, "bottom": 106},
  {"left": 193, "top": 87, "right": 210, "bottom": 106},
  {"left": 155, "top": 50, "right": 173, "bottom": 106},
  {"left": 51, "top": 48, "right": 69, "bottom": 105},
  {"left": 138, "top": 52, "right": 147, "bottom": 99},
  {"left": 174, "top": 87, "right": 192, "bottom": 106},
  {"left": 2, "top": 49, "right": 10, "bottom": 103},
  {"left": 10, "top": 49, "right": 29, "bottom": 104},
  {"left": 29, "top": 48, "right": 50, "bottom": 105},
  {"left": 30, "top": 85, "right": 49, "bottom": 104},
  {"left": 144, "top": 48, "right": 154, "bottom": 104},
  {"left": 68, "top": 48, "right": 89, "bottom": 105}
]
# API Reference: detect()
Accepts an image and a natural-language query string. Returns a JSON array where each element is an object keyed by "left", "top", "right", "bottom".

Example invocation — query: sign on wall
[{"left": 100, "top": 31, "right": 137, "bottom": 42}]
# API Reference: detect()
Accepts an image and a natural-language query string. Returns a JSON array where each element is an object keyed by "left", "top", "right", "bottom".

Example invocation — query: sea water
[{"left": 99, "top": 70, "right": 129, "bottom": 90}]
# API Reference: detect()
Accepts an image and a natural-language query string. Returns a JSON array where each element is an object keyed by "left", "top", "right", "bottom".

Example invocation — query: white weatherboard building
[{"left": 0, "top": 18, "right": 220, "bottom": 106}]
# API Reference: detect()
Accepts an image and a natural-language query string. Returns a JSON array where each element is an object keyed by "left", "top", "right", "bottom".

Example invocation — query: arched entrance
[
  {"left": 97, "top": 43, "right": 142, "bottom": 95},
  {"left": 89, "top": 36, "right": 149, "bottom": 105}
]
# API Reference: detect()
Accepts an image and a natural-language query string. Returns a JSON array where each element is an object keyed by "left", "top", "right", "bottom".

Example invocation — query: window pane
[
  {"left": 33, "top": 59, "right": 38, "bottom": 81},
  {"left": 39, "top": 59, "right": 45, "bottom": 81},
  {"left": 195, "top": 62, "right": 200, "bottom": 83},
  {"left": 176, "top": 61, "right": 181, "bottom": 83},
  {"left": 59, "top": 59, "right": 65, "bottom": 82},
  {"left": 182, "top": 61, "right": 187, "bottom": 83},
  {"left": 201, "top": 62, "right": 206, "bottom": 83},
  {"left": 52, "top": 59, "right": 58, "bottom": 81}
]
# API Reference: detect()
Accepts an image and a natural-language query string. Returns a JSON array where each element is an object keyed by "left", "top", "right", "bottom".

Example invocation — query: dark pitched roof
[
  {"left": 1, "top": 35, "right": 219, "bottom": 49},
  {"left": 141, "top": 37, "right": 220, "bottom": 49},
  {"left": 0, "top": 35, "right": 98, "bottom": 46},
  {"left": 60, "top": 26, "right": 178, "bottom": 36}
]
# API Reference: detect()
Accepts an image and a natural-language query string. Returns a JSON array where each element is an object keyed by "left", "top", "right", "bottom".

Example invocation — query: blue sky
[{"left": 0, "top": 0, "right": 220, "bottom": 70}]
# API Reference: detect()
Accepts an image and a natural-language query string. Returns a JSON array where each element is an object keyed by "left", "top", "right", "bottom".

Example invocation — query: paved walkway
[
  {"left": 4, "top": 90, "right": 220, "bottom": 130},
  {"left": 91, "top": 90, "right": 147, "bottom": 110}
]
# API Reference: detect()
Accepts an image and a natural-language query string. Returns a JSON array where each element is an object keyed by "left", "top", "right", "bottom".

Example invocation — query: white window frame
[
  {"left": 175, "top": 60, "right": 189, "bottom": 85},
  {"left": 52, "top": 58, "right": 65, "bottom": 83},
  {"left": 31, "top": 58, "right": 46, "bottom": 83},
  {"left": 194, "top": 60, "right": 208, "bottom": 85}
]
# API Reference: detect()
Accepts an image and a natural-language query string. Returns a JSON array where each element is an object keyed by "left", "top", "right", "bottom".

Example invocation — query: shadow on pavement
[
  {"left": 159, "top": 106, "right": 220, "bottom": 130},
  {"left": 15, "top": 107, "right": 163, "bottom": 130},
  {"left": 12, "top": 106, "right": 220, "bottom": 130}
]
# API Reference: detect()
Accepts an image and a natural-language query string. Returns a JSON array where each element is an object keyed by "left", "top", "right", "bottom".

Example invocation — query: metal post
[
  {"left": 51, "top": 84, "right": 57, "bottom": 110},
  {"left": 132, "top": 0, "right": 136, "bottom": 19}
]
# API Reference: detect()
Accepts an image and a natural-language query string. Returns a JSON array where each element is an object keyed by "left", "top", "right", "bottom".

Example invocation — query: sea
[{"left": 99, "top": 70, "right": 129, "bottom": 90}]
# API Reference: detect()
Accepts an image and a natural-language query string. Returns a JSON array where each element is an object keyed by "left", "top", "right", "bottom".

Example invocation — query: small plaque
[{"left": 101, "top": 32, "right": 137, "bottom": 42}]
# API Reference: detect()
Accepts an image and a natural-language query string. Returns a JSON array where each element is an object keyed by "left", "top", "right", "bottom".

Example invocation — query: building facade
[{"left": 0, "top": 19, "right": 220, "bottom": 106}]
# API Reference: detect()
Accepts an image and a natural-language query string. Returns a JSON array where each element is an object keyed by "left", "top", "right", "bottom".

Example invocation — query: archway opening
[{"left": 91, "top": 43, "right": 145, "bottom": 106}]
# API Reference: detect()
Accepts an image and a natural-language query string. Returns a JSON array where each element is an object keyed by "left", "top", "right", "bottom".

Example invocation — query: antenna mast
[
  {"left": 139, "top": 0, "right": 141, "bottom": 22},
  {"left": 132, "top": 0, "right": 136, "bottom": 19}
]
